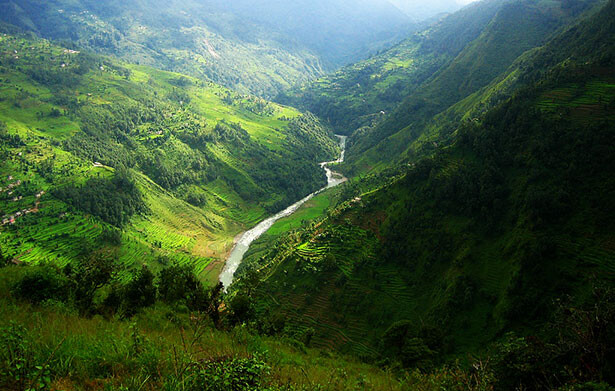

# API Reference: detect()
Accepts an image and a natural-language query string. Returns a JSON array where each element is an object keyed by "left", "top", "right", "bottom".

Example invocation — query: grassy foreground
[{"left": 0, "top": 264, "right": 509, "bottom": 391}]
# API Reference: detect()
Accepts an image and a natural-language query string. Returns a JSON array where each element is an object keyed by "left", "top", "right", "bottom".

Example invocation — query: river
[{"left": 219, "top": 135, "right": 348, "bottom": 289}]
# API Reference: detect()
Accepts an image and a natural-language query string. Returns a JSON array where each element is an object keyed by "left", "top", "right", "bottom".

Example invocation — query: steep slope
[
  {"left": 0, "top": 0, "right": 321, "bottom": 97},
  {"left": 345, "top": 0, "right": 602, "bottom": 173},
  {"left": 278, "top": 0, "right": 509, "bottom": 134},
  {"left": 0, "top": 0, "right": 414, "bottom": 97},
  {"left": 232, "top": 0, "right": 615, "bottom": 381},
  {"left": 0, "top": 30, "right": 338, "bottom": 281}
]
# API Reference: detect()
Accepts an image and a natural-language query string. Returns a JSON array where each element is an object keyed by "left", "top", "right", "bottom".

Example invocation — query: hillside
[
  {"left": 0, "top": 30, "right": 338, "bottom": 281},
  {"left": 1, "top": 0, "right": 615, "bottom": 389},
  {"left": 232, "top": 1, "right": 615, "bottom": 387},
  {"left": 0, "top": 0, "right": 415, "bottom": 97},
  {"left": 209, "top": 0, "right": 415, "bottom": 68},
  {"left": 344, "top": 0, "right": 603, "bottom": 173},
  {"left": 277, "top": 0, "right": 508, "bottom": 134},
  {"left": 279, "top": 0, "right": 602, "bottom": 171}
]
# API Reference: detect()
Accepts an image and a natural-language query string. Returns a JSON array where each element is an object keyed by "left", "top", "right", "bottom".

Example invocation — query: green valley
[
  {"left": 0, "top": 0, "right": 416, "bottom": 97},
  {"left": 0, "top": 29, "right": 338, "bottom": 282},
  {"left": 1, "top": 0, "right": 615, "bottom": 390},
  {"left": 231, "top": 0, "right": 615, "bottom": 389}
]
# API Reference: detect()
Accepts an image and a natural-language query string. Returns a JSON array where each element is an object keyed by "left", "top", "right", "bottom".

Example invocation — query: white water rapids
[{"left": 219, "top": 135, "right": 347, "bottom": 289}]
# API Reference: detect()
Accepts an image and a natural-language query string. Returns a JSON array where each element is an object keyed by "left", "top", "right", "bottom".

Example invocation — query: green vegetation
[
  {"left": 230, "top": 1, "right": 615, "bottom": 388},
  {"left": 0, "top": 0, "right": 414, "bottom": 97},
  {"left": 3, "top": 261, "right": 614, "bottom": 390},
  {"left": 278, "top": 0, "right": 509, "bottom": 134},
  {"left": 0, "top": 264, "right": 409, "bottom": 390},
  {"left": 281, "top": 0, "right": 602, "bottom": 174},
  {"left": 0, "top": 0, "right": 323, "bottom": 97},
  {"left": 343, "top": 0, "right": 604, "bottom": 174},
  {"left": 0, "top": 30, "right": 338, "bottom": 280},
  {"left": 52, "top": 168, "right": 145, "bottom": 227},
  {"left": 1, "top": 0, "right": 615, "bottom": 389}
]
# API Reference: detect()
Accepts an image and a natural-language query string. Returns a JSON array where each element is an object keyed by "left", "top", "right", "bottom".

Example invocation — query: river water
[{"left": 219, "top": 135, "right": 347, "bottom": 289}]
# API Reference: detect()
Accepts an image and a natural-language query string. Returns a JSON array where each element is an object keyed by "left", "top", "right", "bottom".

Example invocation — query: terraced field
[
  {"left": 555, "top": 236, "right": 615, "bottom": 277},
  {"left": 537, "top": 79, "right": 615, "bottom": 123},
  {"left": 0, "top": 32, "right": 338, "bottom": 284}
]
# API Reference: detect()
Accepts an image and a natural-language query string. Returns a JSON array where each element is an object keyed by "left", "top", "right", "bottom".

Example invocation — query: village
[{"left": 0, "top": 175, "right": 44, "bottom": 227}]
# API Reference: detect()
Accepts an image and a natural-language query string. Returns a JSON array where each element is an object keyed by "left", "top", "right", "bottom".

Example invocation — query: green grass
[
  {"left": 0, "top": 265, "right": 409, "bottom": 391},
  {"left": 265, "top": 190, "right": 337, "bottom": 237}
]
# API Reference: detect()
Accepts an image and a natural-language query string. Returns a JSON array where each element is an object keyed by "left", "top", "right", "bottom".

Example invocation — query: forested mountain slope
[
  {"left": 0, "top": 29, "right": 338, "bottom": 281},
  {"left": 278, "top": 0, "right": 509, "bottom": 134},
  {"left": 280, "top": 0, "right": 602, "bottom": 172},
  {"left": 0, "top": 0, "right": 414, "bottom": 97},
  {"left": 345, "top": 0, "right": 603, "bottom": 172},
  {"left": 232, "top": 1, "right": 615, "bottom": 387}
]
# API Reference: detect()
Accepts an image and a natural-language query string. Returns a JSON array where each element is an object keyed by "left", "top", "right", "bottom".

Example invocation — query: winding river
[{"left": 219, "top": 135, "right": 347, "bottom": 289}]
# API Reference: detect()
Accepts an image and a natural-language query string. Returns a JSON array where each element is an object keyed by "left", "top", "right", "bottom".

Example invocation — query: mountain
[
  {"left": 211, "top": 0, "right": 415, "bottom": 68},
  {"left": 280, "top": 0, "right": 601, "bottom": 172},
  {"left": 0, "top": 0, "right": 415, "bottom": 97},
  {"left": 0, "top": 28, "right": 338, "bottom": 281},
  {"left": 1, "top": 0, "right": 614, "bottom": 389},
  {"left": 277, "top": 0, "right": 508, "bottom": 134},
  {"left": 231, "top": 0, "right": 615, "bottom": 386},
  {"left": 345, "top": 0, "right": 602, "bottom": 172}
]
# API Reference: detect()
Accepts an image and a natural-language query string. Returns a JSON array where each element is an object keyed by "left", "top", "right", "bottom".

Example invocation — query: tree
[
  {"left": 12, "top": 266, "right": 68, "bottom": 304},
  {"left": 207, "top": 282, "right": 224, "bottom": 328},
  {"left": 228, "top": 295, "right": 253, "bottom": 326},
  {"left": 122, "top": 266, "right": 156, "bottom": 317},
  {"left": 157, "top": 264, "right": 208, "bottom": 311},
  {"left": 381, "top": 320, "right": 436, "bottom": 370},
  {"left": 65, "top": 253, "right": 117, "bottom": 315}
]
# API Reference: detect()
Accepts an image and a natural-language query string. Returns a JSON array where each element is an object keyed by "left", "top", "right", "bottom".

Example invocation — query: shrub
[
  {"left": 184, "top": 356, "right": 270, "bottom": 391},
  {"left": 12, "top": 267, "right": 68, "bottom": 304},
  {"left": 228, "top": 295, "right": 253, "bottom": 326},
  {"left": 157, "top": 264, "right": 208, "bottom": 311},
  {"left": 381, "top": 321, "right": 437, "bottom": 370}
]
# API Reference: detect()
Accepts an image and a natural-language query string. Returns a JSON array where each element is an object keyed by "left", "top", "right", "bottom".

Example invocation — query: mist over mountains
[
  {"left": 388, "top": 0, "right": 464, "bottom": 20},
  {"left": 0, "top": 0, "right": 459, "bottom": 95}
]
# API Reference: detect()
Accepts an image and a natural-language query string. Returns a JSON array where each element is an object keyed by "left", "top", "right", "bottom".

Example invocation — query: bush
[
  {"left": 157, "top": 264, "right": 208, "bottom": 311},
  {"left": 12, "top": 267, "right": 68, "bottom": 304},
  {"left": 228, "top": 295, "right": 253, "bottom": 326},
  {"left": 184, "top": 356, "right": 270, "bottom": 391},
  {"left": 381, "top": 321, "right": 437, "bottom": 370}
]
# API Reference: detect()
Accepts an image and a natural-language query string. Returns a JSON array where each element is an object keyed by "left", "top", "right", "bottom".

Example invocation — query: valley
[
  {"left": 220, "top": 135, "right": 347, "bottom": 288},
  {"left": 0, "top": 30, "right": 339, "bottom": 282},
  {"left": 0, "top": 0, "right": 614, "bottom": 390}
]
